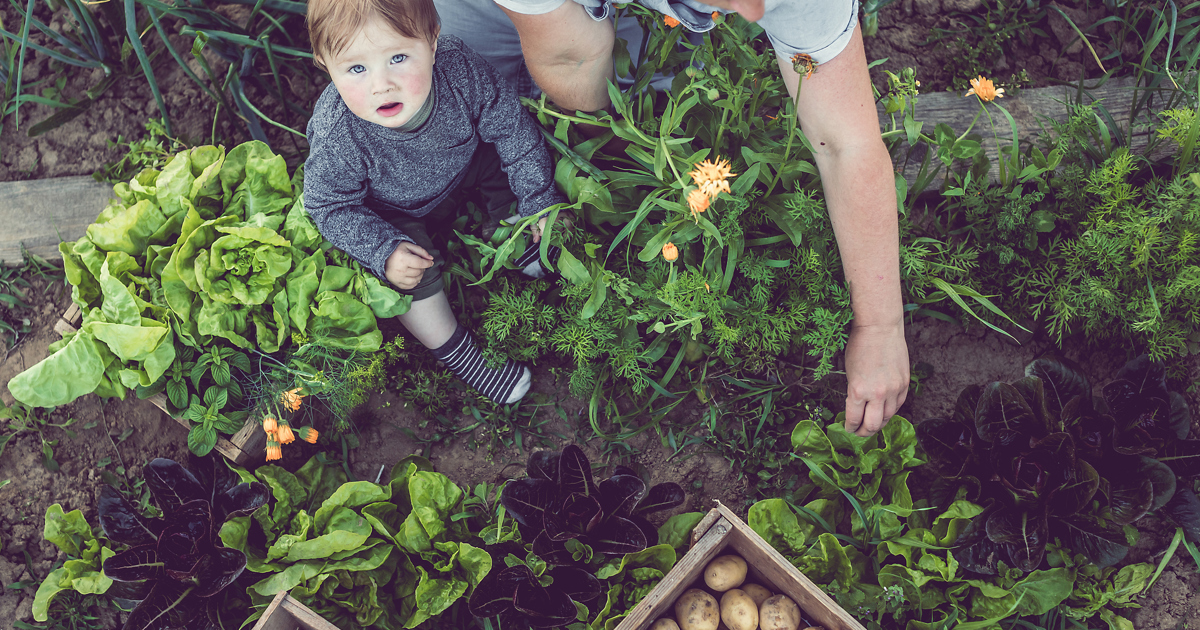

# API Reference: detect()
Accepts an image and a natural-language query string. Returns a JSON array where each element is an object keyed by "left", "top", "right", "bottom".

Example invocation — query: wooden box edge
[
  {"left": 615, "top": 502, "right": 865, "bottom": 630},
  {"left": 57, "top": 306, "right": 258, "bottom": 465},
  {"left": 251, "top": 592, "right": 342, "bottom": 630}
]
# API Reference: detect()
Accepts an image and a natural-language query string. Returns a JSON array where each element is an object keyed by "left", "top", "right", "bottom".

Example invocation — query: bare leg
[{"left": 396, "top": 290, "right": 458, "bottom": 349}]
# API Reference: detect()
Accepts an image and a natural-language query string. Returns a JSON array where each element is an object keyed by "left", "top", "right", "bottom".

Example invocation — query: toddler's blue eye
[
  {"left": 391, "top": 54, "right": 408, "bottom": 64},
  {"left": 349, "top": 64, "right": 365, "bottom": 74}
]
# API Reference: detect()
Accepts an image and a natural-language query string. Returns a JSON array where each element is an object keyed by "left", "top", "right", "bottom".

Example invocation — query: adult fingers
[
  {"left": 844, "top": 395, "right": 866, "bottom": 435},
  {"left": 854, "top": 399, "right": 886, "bottom": 437}
]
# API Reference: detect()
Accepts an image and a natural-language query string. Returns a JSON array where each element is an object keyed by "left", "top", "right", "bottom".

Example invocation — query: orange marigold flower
[
  {"left": 662, "top": 242, "right": 679, "bottom": 262},
  {"left": 280, "top": 388, "right": 304, "bottom": 412},
  {"left": 276, "top": 422, "right": 296, "bottom": 445},
  {"left": 964, "top": 75, "right": 1004, "bottom": 102},
  {"left": 711, "top": 11, "right": 720, "bottom": 20},
  {"left": 266, "top": 440, "right": 282, "bottom": 462},
  {"left": 262, "top": 415, "right": 278, "bottom": 433},
  {"left": 689, "top": 158, "right": 734, "bottom": 198},
  {"left": 790, "top": 53, "right": 817, "bottom": 80},
  {"left": 299, "top": 427, "right": 320, "bottom": 444},
  {"left": 664, "top": 15, "right": 680, "bottom": 28},
  {"left": 687, "top": 189, "right": 710, "bottom": 215}
]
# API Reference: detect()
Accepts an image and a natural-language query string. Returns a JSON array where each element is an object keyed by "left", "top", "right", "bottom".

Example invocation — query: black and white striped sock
[
  {"left": 514, "top": 243, "right": 560, "bottom": 279},
  {"left": 430, "top": 326, "right": 531, "bottom": 404}
]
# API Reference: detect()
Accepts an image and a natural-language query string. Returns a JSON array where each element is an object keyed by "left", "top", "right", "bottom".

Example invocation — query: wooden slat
[
  {"left": 715, "top": 503, "right": 864, "bottom": 630},
  {"left": 252, "top": 592, "right": 342, "bottom": 630},
  {"left": 0, "top": 176, "right": 114, "bottom": 264},
  {"left": 878, "top": 77, "right": 1175, "bottom": 189},
  {"left": 56, "top": 306, "right": 258, "bottom": 465},
  {"left": 617, "top": 503, "right": 866, "bottom": 630},
  {"left": 615, "top": 514, "right": 734, "bottom": 630}
]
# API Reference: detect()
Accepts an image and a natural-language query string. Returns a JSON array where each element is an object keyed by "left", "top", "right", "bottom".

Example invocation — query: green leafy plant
[
  {"left": 31, "top": 505, "right": 114, "bottom": 622},
  {"left": 918, "top": 355, "right": 1198, "bottom": 574},
  {"left": 7, "top": 141, "right": 410, "bottom": 453},
  {"left": 221, "top": 455, "right": 492, "bottom": 629}
]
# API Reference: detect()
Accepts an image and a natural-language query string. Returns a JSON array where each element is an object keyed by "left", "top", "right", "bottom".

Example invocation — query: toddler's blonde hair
[{"left": 308, "top": 0, "right": 440, "bottom": 71}]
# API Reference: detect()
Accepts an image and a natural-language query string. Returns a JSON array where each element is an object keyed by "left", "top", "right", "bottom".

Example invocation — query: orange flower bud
[
  {"left": 662, "top": 242, "right": 679, "bottom": 262},
  {"left": 299, "top": 427, "right": 319, "bottom": 444},
  {"left": 276, "top": 422, "right": 296, "bottom": 445},
  {"left": 664, "top": 15, "right": 680, "bottom": 28},
  {"left": 262, "top": 416, "right": 278, "bottom": 433},
  {"left": 687, "top": 189, "right": 710, "bottom": 215},
  {"left": 266, "top": 440, "right": 282, "bottom": 462}
]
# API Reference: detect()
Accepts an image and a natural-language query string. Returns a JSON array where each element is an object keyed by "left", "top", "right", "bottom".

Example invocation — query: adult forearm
[{"left": 816, "top": 141, "right": 903, "bottom": 328}]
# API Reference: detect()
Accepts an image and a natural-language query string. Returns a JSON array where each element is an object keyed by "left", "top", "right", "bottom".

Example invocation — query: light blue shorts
[{"left": 490, "top": 0, "right": 859, "bottom": 63}]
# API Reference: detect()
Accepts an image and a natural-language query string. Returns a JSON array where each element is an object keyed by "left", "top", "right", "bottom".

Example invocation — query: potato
[
  {"left": 649, "top": 619, "right": 681, "bottom": 630},
  {"left": 674, "top": 589, "right": 720, "bottom": 630},
  {"left": 718, "top": 589, "right": 759, "bottom": 630},
  {"left": 740, "top": 583, "right": 772, "bottom": 607},
  {"left": 703, "top": 554, "right": 748, "bottom": 591},
  {"left": 759, "top": 595, "right": 802, "bottom": 630}
]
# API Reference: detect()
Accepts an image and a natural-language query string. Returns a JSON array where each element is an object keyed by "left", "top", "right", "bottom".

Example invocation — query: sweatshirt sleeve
[
  {"left": 454, "top": 43, "right": 567, "bottom": 217},
  {"left": 302, "top": 139, "right": 412, "bottom": 283}
]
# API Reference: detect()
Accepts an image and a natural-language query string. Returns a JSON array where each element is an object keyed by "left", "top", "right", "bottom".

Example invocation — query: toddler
[{"left": 304, "top": 0, "right": 565, "bottom": 404}]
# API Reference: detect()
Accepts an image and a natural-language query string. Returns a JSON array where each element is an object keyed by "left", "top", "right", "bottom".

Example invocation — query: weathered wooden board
[
  {"left": 0, "top": 176, "right": 113, "bottom": 264},
  {"left": 879, "top": 77, "right": 1176, "bottom": 189},
  {"left": 253, "top": 592, "right": 342, "bottom": 630},
  {"left": 616, "top": 502, "right": 866, "bottom": 630},
  {"left": 56, "top": 305, "right": 266, "bottom": 465}
]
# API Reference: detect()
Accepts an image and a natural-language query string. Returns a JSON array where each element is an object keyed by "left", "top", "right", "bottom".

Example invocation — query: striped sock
[
  {"left": 514, "top": 243, "right": 560, "bottom": 279},
  {"left": 430, "top": 326, "right": 531, "bottom": 404}
]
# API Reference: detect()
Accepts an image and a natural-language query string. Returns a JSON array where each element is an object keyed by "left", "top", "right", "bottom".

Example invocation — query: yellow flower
[
  {"left": 266, "top": 440, "right": 282, "bottom": 462},
  {"left": 689, "top": 158, "right": 734, "bottom": 199},
  {"left": 664, "top": 15, "right": 680, "bottom": 28},
  {"left": 300, "top": 427, "right": 320, "bottom": 444},
  {"left": 276, "top": 421, "right": 296, "bottom": 445},
  {"left": 280, "top": 388, "right": 304, "bottom": 412},
  {"left": 964, "top": 75, "right": 1004, "bottom": 102},
  {"left": 662, "top": 242, "right": 678, "bottom": 262},
  {"left": 262, "top": 415, "right": 278, "bottom": 433},
  {"left": 687, "top": 189, "right": 710, "bottom": 216}
]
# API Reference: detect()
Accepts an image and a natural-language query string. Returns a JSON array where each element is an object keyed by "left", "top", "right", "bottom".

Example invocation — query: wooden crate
[
  {"left": 252, "top": 592, "right": 341, "bottom": 630},
  {"left": 616, "top": 502, "right": 866, "bottom": 630},
  {"left": 57, "top": 305, "right": 266, "bottom": 465}
]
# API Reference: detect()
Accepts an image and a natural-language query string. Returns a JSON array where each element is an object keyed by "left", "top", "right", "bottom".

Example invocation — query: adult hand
[
  {"left": 843, "top": 321, "right": 909, "bottom": 437},
  {"left": 384, "top": 241, "right": 435, "bottom": 290}
]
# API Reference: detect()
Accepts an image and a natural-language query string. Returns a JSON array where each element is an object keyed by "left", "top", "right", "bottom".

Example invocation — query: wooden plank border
[{"left": 56, "top": 306, "right": 264, "bottom": 465}]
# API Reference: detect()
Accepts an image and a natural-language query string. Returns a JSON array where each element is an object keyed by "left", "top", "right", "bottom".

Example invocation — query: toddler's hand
[
  {"left": 385, "top": 241, "right": 435, "bottom": 290},
  {"left": 531, "top": 210, "right": 576, "bottom": 243}
]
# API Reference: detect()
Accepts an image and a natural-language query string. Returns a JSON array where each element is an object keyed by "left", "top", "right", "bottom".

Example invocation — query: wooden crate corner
[
  {"left": 252, "top": 592, "right": 341, "bottom": 630},
  {"left": 616, "top": 502, "right": 865, "bottom": 630},
  {"left": 56, "top": 306, "right": 263, "bottom": 465}
]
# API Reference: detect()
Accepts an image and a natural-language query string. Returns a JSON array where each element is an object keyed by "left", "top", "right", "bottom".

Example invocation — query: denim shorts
[{"left": 487, "top": 0, "right": 859, "bottom": 63}]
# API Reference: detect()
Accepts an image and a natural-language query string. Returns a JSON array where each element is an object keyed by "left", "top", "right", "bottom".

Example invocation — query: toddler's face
[{"left": 323, "top": 21, "right": 437, "bottom": 129}]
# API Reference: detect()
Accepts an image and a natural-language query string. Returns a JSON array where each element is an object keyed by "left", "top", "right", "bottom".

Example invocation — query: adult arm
[
  {"left": 777, "top": 23, "right": 909, "bottom": 436},
  {"left": 495, "top": 0, "right": 615, "bottom": 112}
]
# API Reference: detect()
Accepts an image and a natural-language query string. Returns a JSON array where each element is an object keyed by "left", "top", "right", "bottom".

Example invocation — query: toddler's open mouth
[{"left": 378, "top": 102, "right": 403, "bottom": 117}]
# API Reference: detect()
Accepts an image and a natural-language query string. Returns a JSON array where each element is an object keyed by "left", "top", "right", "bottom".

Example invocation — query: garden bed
[{"left": 1, "top": 1, "right": 1199, "bottom": 629}]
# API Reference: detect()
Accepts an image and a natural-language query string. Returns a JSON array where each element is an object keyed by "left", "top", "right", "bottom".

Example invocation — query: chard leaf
[
  {"left": 1025, "top": 358, "right": 1090, "bottom": 424},
  {"left": 501, "top": 479, "right": 556, "bottom": 530},
  {"left": 527, "top": 451, "right": 560, "bottom": 482},
  {"left": 1163, "top": 487, "right": 1200, "bottom": 545},
  {"left": 43, "top": 504, "right": 95, "bottom": 558},
  {"left": 548, "top": 566, "right": 602, "bottom": 604},
  {"left": 1161, "top": 440, "right": 1200, "bottom": 478},
  {"left": 985, "top": 509, "right": 1049, "bottom": 572},
  {"left": 588, "top": 516, "right": 647, "bottom": 556},
  {"left": 468, "top": 565, "right": 533, "bottom": 617},
  {"left": 193, "top": 547, "right": 247, "bottom": 597},
  {"left": 98, "top": 486, "right": 163, "bottom": 547},
  {"left": 1057, "top": 515, "right": 1129, "bottom": 568},
  {"left": 656, "top": 512, "right": 704, "bottom": 550},
  {"left": 104, "top": 545, "right": 162, "bottom": 582},
  {"left": 634, "top": 482, "right": 684, "bottom": 516},
  {"left": 976, "top": 382, "right": 1038, "bottom": 445},
  {"left": 512, "top": 576, "right": 578, "bottom": 628},
  {"left": 558, "top": 445, "right": 598, "bottom": 499}
]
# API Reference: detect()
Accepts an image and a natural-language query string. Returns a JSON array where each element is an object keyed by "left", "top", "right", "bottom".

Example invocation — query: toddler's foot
[
  {"left": 515, "top": 243, "right": 560, "bottom": 279},
  {"left": 431, "top": 326, "right": 531, "bottom": 404}
]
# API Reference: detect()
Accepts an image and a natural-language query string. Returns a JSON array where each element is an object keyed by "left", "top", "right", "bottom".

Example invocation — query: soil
[{"left": 1, "top": 1, "right": 1198, "bottom": 628}]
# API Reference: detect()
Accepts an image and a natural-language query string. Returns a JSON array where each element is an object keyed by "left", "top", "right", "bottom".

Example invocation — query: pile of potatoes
[{"left": 649, "top": 554, "right": 821, "bottom": 630}]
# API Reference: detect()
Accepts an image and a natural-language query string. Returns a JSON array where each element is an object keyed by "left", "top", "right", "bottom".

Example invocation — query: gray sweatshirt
[{"left": 303, "top": 36, "right": 565, "bottom": 281}]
